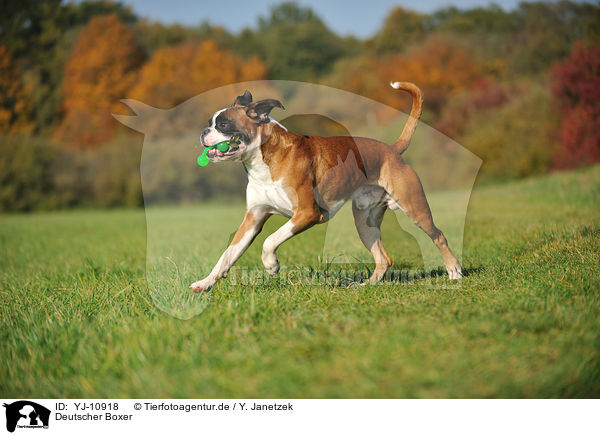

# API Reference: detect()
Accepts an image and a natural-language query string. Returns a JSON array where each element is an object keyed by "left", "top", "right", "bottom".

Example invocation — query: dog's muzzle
[
  {"left": 200, "top": 128, "right": 210, "bottom": 146},
  {"left": 204, "top": 135, "right": 244, "bottom": 161}
]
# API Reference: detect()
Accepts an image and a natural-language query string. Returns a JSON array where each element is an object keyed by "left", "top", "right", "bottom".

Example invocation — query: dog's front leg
[
  {"left": 190, "top": 208, "right": 270, "bottom": 292},
  {"left": 261, "top": 202, "right": 321, "bottom": 275}
]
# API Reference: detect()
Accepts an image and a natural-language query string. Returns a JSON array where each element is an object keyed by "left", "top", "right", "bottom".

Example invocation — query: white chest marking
[{"left": 244, "top": 145, "right": 294, "bottom": 217}]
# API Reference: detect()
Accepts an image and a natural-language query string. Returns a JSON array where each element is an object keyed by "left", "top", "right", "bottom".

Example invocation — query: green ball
[
  {"left": 197, "top": 152, "right": 209, "bottom": 167},
  {"left": 216, "top": 141, "right": 230, "bottom": 152}
]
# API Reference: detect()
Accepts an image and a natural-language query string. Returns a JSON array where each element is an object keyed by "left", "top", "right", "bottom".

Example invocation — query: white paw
[
  {"left": 261, "top": 251, "right": 280, "bottom": 275},
  {"left": 447, "top": 265, "right": 463, "bottom": 280},
  {"left": 189, "top": 277, "right": 215, "bottom": 293},
  {"left": 265, "top": 261, "right": 280, "bottom": 275}
]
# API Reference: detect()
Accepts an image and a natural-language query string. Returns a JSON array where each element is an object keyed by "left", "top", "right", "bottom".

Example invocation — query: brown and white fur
[{"left": 190, "top": 82, "right": 462, "bottom": 292}]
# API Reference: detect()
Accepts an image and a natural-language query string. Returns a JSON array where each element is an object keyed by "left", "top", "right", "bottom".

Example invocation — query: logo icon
[{"left": 3, "top": 401, "right": 50, "bottom": 432}]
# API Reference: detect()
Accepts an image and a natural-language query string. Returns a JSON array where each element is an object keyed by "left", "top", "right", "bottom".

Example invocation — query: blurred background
[{"left": 0, "top": 0, "right": 598, "bottom": 212}]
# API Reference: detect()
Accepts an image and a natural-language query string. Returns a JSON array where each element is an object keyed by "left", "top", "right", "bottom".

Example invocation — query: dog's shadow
[{"left": 292, "top": 264, "right": 484, "bottom": 289}]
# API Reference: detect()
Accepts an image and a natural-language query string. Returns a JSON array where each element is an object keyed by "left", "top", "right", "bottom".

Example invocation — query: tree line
[{"left": 0, "top": 0, "right": 598, "bottom": 211}]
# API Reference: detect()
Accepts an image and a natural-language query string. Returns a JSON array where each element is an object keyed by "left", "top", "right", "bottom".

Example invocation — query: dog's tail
[{"left": 390, "top": 81, "right": 423, "bottom": 154}]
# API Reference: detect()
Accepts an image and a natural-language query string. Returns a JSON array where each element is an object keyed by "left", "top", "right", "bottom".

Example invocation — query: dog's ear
[
  {"left": 246, "top": 99, "right": 285, "bottom": 124},
  {"left": 232, "top": 90, "right": 253, "bottom": 107}
]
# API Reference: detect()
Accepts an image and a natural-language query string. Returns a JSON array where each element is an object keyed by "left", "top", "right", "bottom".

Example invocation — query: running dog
[{"left": 190, "top": 82, "right": 462, "bottom": 292}]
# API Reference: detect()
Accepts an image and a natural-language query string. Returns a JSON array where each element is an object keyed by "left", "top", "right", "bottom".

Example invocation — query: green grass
[{"left": 1, "top": 166, "right": 599, "bottom": 398}]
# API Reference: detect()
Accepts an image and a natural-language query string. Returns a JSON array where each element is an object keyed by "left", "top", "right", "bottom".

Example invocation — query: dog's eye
[{"left": 215, "top": 113, "right": 234, "bottom": 132}]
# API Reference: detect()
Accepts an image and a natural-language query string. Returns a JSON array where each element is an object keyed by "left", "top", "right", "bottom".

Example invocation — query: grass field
[{"left": 1, "top": 165, "right": 599, "bottom": 398}]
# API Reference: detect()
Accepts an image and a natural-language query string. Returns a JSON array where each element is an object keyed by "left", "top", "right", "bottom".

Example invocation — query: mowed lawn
[{"left": 1, "top": 166, "right": 599, "bottom": 398}]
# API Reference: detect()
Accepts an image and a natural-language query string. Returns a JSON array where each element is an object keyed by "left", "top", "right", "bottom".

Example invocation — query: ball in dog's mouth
[{"left": 207, "top": 145, "right": 240, "bottom": 160}]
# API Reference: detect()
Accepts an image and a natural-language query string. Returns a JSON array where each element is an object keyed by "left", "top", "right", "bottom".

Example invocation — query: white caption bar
[{"left": 1, "top": 399, "right": 597, "bottom": 435}]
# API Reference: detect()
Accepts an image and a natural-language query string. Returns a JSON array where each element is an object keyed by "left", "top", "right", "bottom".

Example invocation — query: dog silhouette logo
[{"left": 3, "top": 401, "right": 50, "bottom": 432}]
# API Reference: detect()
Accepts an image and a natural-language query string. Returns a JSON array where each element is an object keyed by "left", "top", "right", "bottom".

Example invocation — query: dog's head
[{"left": 200, "top": 90, "right": 284, "bottom": 162}]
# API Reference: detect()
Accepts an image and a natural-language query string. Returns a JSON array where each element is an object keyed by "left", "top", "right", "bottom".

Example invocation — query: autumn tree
[
  {"left": 552, "top": 42, "right": 600, "bottom": 168},
  {"left": 435, "top": 78, "right": 509, "bottom": 139},
  {"left": 1, "top": 0, "right": 139, "bottom": 130},
  {"left": 328, "top": 36, "right": 482, "bottom": 118},
  {"left": 509, "top": 1, "right": 597, "bottom": 76},
  {"left": 132, "top": 20, "right": 235, "bottom": 56},
  {"left": 0, "top": 45, "right": 33, "bottom": 133},
  {"left": 55, "top": 13, "right": 143, "bottom": 148},
  {"left": 128, "top": 39, "right": 267, "bottom": 108},
  {"left": 233, "top": 2, "right": 357, "bottom": 81},
  {"left": 368, "top": 7, "right": 427, "bottom": 53},
  {"left": 390, "top": 36, "right": 482, "bottom": 110}
]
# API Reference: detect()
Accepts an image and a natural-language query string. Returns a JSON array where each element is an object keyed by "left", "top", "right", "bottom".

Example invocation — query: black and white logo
[{"left": 3, "top": 401, "right": 50, "bottom": 433}]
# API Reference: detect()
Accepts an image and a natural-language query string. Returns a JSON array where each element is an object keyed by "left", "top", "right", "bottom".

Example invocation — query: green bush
[
  {"left": 0, "top": 134, "right": 144, "bottom": 211},
  {"left": 460, "top": 85, "right": 560, "bottom": 181},
  {"left": 0, "top": 135, "right": 55, "bottom": 211}
]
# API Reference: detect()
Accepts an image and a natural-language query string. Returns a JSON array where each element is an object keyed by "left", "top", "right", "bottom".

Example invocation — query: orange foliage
[
  {"left": 330, "top": 36, "right": 482, "bottom": 117},
  {"left": 0, "top": 45, "right": 33, "bottom": 133},
  {"left": 55, "top": 14, "right": 143, "bottom": 148},
  {"left": 128, "top": 39, "right": 267, "bottom": 108}
]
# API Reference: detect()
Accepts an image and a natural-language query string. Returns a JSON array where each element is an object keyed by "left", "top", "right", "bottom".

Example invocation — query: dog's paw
[
  {"left": 189, "top": 277, "right": 215, "bottom": 293},
  {"left": 446, "top": 264, "right": 463, "bottom": 280},
  {"left": 261, "top": 252, "right": 280, "bottom": 275},
  {"left": 265, "top": 260, "right": 280, "bottom": 275}
]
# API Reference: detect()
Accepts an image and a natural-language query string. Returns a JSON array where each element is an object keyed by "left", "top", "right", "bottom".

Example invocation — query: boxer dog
[{"left": 190, "top": 82, "right": 462, "bottom": 292}]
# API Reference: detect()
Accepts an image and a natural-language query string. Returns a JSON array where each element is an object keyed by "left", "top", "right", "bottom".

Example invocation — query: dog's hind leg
[
  {"left": 380, "top": 159, "right": 462, "bottom": 280},
  {"left": 352, "top": 202, "right": 392, "bottom": 283}
]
